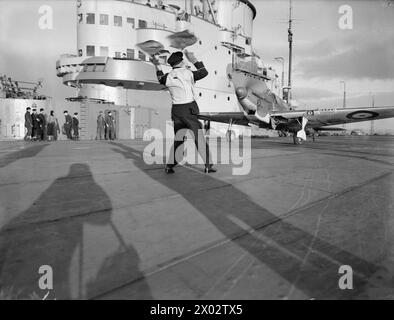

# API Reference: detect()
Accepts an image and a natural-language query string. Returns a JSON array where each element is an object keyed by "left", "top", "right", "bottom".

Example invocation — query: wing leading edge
[
  {"left": 271, "top": 106, "right": 394, "bottom": 128},
  {"left": 199, "top": 106, "right": 394, "bottom": 130}
]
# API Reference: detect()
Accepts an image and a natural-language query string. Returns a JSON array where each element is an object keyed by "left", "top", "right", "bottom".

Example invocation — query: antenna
[{"left": 287, "top": 0, "right": 293, "bottom": 101}]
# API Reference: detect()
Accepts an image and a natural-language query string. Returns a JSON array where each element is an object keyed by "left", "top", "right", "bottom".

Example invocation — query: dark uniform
[
  {"left": 72, "top": 114, "right": 79, "bottom": 140},
  {"left": 64, "top": 112, "right": 73, "bottom": 140},
  {"left": 105, "top": 113, "right": 115, "bottom": 140},
  {"left": 155, "top": 51, "right": 215, "bottom": 173},
  {"left": 96, "top": 112, "right": 106, "bottom": 140},
  {"left": 31, "top": 110, "right": 39, "bottom": 141},
  {"left": 24, "top": 109, "right": 32, "bottom": 141},
  {"left": 37, "top": 111, "right": 46, "bottom": 141}
]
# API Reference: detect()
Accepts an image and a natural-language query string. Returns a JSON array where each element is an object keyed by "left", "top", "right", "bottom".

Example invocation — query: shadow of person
[
  {"left": 0, "top": 163, "right": 151, "bottom": 300},
  {"left": 110, "top": 142, "right": 382, "bottom": 299},
  {"left": 0, "top": 143, "right": 49, "bottom": 169}
]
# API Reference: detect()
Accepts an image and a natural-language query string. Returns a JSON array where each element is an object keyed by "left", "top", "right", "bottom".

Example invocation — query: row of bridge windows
[
  {"left": 79, "top": 13, "right": 148, "bottom": 29},
  {"left": 84, "top": 46, "right": 149, "bottom": 61}
]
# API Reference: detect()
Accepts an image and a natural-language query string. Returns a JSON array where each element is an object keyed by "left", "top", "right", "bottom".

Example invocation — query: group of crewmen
[
  {"left": 24, "top": 107, "right": 60, "bottom": 141},
  {"left": 24, "top": 106, "right": 80, "bottom": 141},
  {"left": 24, "top": 106, "right": 116, "bottom": 142},
  {"left": 62, "top": 110, "right": 80, "bottom": 140},
  {"left": 96, "top": 110, "right": 116, "bottom": 140}
]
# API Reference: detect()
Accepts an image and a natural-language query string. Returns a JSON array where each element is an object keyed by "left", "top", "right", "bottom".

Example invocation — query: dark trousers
[
  {"left": 24, "top": 126, "right": 32, "bottom": 141},
  {"left": 43, "top": 126, "right": 47, "bottom": 141},
  {"left": 36, "top": 126, "right": 44, "bottom": 141},
  {"left": 167, "top": 101, "right": 211, "bottom": 168},
  {"left": 65, "top": 124, "right": 72, "bottom": 139},
  {"left": 72, "top": 126, "right": 79, "bottom": 140},
  {"left": 31, "top": 126, "right": 38, "bottom": 140},
  {"left": 106, "top": 127, "right": 115, "bottom": 140},
  {"left": 96, "top": 126, "right": 105, "bottom": 140}
]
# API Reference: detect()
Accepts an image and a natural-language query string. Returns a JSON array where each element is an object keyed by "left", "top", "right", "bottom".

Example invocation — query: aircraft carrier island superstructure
[{"left": 56, "top": 0, "right": 279, "bottom": 139}]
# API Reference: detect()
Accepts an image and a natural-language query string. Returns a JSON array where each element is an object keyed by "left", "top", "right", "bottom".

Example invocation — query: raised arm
[
  {"left": 151, "top": 55, "right": 168, "bottom": 85},
  {"left": 192, "top": 61, "right": 208, "bottom": 82},
  {"left": 184, "top": 50, "right": 208, "bottom": 82}
]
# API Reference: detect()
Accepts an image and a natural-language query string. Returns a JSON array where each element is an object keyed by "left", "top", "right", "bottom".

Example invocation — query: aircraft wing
[
  {"left": 198, "top": 107, "right": 394, "bottom": 135},
  {"left": 271, "top": 106, "right": 394, "bottom": 129},
  {"left": 198, "top": 112, "right": 255, "bottom": 127},
  {"left": 313, "top": 127, "right": 346, "bottom": 131}
]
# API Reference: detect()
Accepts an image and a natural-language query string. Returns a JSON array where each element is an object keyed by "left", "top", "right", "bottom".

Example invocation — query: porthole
[
  {"left": 227, "top": 97, "right": 230, "bottom": 101},
  {"left": 215, "top": 46, "right": 217, "bottom": 50},
  {"left": 214, "top": 95, "right": 217, "bottom": 99},
  {"left": 214, "top": 70, "right": 217, "bottom": 75},
  {"left": 199, "top": 40, "right": 202, "bottom": 45},
  {"left": 199, "top": 92, "right": 202, "bottom": 97}
]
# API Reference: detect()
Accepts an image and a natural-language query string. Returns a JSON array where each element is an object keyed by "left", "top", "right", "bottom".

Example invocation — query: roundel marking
[{"left": 346, "top": 111, "right": 379, "bottom": 120}]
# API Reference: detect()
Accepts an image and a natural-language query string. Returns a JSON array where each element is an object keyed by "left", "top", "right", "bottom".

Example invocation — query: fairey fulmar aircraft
[{"left": 198, "top": 55, "right": 394, "bottom": 145}]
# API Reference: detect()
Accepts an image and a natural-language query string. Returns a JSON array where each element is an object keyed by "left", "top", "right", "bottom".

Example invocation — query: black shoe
[
  {"left": 165, "top": 166, "right": 175, "bottom": 174},
  {"left": 204, "top": 166, "right": 217, "bottom": 173}
]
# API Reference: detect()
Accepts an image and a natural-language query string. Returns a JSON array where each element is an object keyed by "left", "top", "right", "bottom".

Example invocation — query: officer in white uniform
[{"left": 153, "top": 51, "right": 216, "bottom": 174}]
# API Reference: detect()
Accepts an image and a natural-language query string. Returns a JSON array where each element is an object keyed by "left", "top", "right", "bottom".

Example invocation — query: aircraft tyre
[{"left": 293, "top": 134, "right": 303, "bottom": 145}]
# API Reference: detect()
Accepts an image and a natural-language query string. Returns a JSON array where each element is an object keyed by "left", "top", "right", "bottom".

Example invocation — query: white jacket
[{"left": 166, "top": 67, "right": 197, "bottom": 104}]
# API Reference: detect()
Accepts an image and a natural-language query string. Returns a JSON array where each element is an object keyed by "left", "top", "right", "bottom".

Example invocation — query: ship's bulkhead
[{"left": 53, "top": 0, "right": 279, "bottom": 140}]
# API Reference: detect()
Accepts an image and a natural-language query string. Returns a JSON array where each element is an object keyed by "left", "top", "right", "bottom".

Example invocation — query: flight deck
[{"left": 0, "top": 136, "right": 393, "bottom": 300}]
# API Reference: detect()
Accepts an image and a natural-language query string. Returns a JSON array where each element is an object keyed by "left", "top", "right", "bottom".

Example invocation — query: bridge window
[
  {"left": 127, "top": 49, "right": 135, "bottom": 59},
  {"left": 138, "top": 19, "right": 147, "bottom": 28},
  {"left": 138, "top": 51, "right": 146, "bottom": 61},
  {"left": 86, "top": 46, "right": 95, "bottom": 56},
  {"left": 127, "top": 17, "right": 135, "bottom": 28},
  {"left": 78, "top": 13, "right": 83, "bottom": 23},
  {"left": 86, "top": 13, "right": 95, "bottom": 24},
  {"left": 100, "top": 14, "right": 109, "bottom": 25},
  {"left": 114, "top": 15, "right": 122, "bottom": 27},
  {"left": 100, "top": 46, "right": 108, "bottom": 56}
]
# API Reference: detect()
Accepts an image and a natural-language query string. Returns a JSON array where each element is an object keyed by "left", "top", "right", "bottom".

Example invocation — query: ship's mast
[{"left": 287, "top": 0, "right": 293, "bottom": 102}]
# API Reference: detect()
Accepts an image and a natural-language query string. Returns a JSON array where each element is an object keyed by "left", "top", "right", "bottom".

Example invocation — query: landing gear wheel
[
  {"left": 226, "top": 130, "right": 236, "bottom": 142},
  {"left": 293, "top": 134, "right": 303, "bottom": 145}
]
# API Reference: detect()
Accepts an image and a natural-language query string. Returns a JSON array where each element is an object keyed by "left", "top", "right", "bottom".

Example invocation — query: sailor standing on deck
[
  {"left": 105, "top": 111, "right": 115, "bottom": 140},
  {"left": 152, "top": 50, "right": 216, "bottom": 174},
  {"left": 63, "top": 111, "right": 73, "bottom": 140},
  {"left": 31, "top": 108, "right": 39, "bottom": 141},
  {"left": 37, "top": 108, "right": 46, "bottom": 141},
  {"left": 72, "top": 112, "right": 80, "bottom": 140},
  {"left": 24, "top": 107, "right": 32, "bottom": 141},
  {"left": 96, "top": 111, "right": 106, "bottom": 140}
]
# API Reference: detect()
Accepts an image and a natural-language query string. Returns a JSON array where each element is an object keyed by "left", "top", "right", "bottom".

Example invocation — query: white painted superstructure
[{"left": 57, "top": 0, "right": 278, "bottom": 137}]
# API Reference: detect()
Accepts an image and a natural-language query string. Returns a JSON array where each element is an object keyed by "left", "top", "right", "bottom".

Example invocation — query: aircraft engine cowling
[
  {"left": 235, "top": 87, "right": 271, "bottom": 124},
  {"left": 235, "top": 87, "right": 257, "bottom": 114}
]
